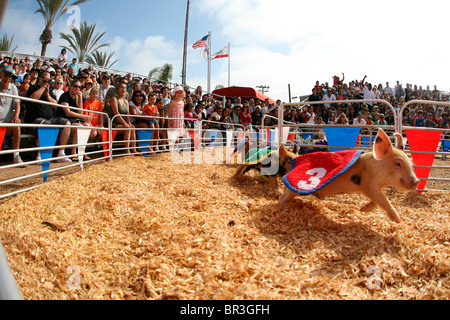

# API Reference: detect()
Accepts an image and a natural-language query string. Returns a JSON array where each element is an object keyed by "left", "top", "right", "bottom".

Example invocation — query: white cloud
[
  {"left": 197, "top": 0, "right": 450, "bottom": 101},
  {"left": 108, "top": 35, "right": 181, "bottom": 77}
]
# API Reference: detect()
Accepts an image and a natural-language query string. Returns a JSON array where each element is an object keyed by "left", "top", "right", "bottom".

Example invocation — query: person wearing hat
[
  {"left": 0, "top": 65, "right": 25, "bottom": 166},
  {"left": 82, "top": 78, "right": 93, "bottom": 100},
  {"left": 168, "top": 86, "right": 186, "bottom": 130},
  {"left": 425, "top": 113, "right": 437, "bottom": 128}
]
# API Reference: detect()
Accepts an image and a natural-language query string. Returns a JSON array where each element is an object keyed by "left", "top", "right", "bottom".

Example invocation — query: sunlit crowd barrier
[{"left": 1, "top": 94, "right": 449, "bottom": 200}]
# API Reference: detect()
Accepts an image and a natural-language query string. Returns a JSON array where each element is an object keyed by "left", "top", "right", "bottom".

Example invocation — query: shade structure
[{"left": 212, "top": 86, "right": 276, "bottom": 105}]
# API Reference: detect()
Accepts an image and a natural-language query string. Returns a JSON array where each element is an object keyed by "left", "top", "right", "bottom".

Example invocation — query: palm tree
[
  {"left": 86, "top": 50, "right": 119, "bottom": 69},
  {"left": 148, "top": 63, "right": 173, "bottom": 84},
  {"left": 0, "top": 34, "right": 18, "bottom": 52},
  {"left": 59, "top": 20, "right": 109, "bottom": 63},
  {"left": 34, "top": 0, "right": 90, "bottom": 57}
]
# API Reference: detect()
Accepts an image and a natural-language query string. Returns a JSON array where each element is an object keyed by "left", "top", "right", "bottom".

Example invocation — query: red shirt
[{"left": 239, "top": 112, "right": 252, "bottom": 124}]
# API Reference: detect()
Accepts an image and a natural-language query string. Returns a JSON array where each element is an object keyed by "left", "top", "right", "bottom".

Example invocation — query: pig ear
[
  {"left": 373, "top": 129, "right": 392, "bottom": 160},
  {"left": 279, "top": 144, "right": 287, "bottom": 157},
  {"left": 394, "top": 133, "right": 405, "bottom": 151}
]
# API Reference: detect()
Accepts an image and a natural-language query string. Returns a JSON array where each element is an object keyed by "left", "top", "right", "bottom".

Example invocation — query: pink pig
[{"left": 279, "top": 129, "right": 420, "bottom": 223}]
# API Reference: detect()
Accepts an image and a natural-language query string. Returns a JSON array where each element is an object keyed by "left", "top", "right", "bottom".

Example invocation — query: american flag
[{"left": 193, "top": 35, "right": 209, "bottom": 49}]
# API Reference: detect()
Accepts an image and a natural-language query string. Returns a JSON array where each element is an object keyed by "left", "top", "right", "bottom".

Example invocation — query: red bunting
[
  {"left": 288, "top": 133, "right": 295, "bottom": 143},
  {"left": 405, "top": 129, "right": 442, "bottom": 190},
  {"left": 189, "top": 130, "right": 200, "bottom": 151},
  {"left": 0, "top": 127, "right": 6, "bottom": 150},
  {"left": 102, "top": 130, "right": 117, "bottom": 159}
]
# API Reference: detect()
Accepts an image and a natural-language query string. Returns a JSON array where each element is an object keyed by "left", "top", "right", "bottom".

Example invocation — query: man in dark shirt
[
  {"left": 57, "top": 79, "right": 95, "bottom": 160},
  {"left": 308, "top": 88, "right": 321, "bottom": 103},
  {"left": 251, "top": 105, "right": 263, "bottom": 127},
  {"left": 24, "top": 70, "right": 72, "bottom": 163}
]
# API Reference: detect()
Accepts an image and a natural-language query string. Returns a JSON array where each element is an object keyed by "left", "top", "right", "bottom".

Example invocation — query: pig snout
[
  {"left": 408, "top": 176, "right": 420, "bottom": 190},
  {"left": 400, "top": 174, "right": 420, "bottom": 190}
]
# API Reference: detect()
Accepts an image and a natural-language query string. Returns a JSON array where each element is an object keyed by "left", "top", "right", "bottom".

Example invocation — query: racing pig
[
  {"left": 279, "top": 129, "right": 420, "bottom": 223},
  {"left": 234, "top": 141, "right": 298, "bottom": 190}
]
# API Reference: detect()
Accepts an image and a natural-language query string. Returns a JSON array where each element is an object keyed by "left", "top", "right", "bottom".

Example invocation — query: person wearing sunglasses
[
  {"left": 52, "top": 76, "right": 65, "bottom": 101},
  {"left": 25, "top": 70, "right": 72, "bottom": 163},
  {"left": 0, "top": 65, "right": 25, "bottom": 166},
  {"left": 57, "top": 79, "right": 97, "bottom": 161}
]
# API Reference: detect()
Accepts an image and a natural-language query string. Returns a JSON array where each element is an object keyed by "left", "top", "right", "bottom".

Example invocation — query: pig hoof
[{"left": 386, "top": 210, "right": 401, "bottom": 223}]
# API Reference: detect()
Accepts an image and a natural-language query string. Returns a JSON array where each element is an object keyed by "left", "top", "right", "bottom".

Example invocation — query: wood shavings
[{"left": 0, "top": 153, "right": 449, "bottom": 300}]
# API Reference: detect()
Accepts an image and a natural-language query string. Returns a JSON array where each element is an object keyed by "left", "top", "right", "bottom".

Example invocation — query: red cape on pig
[{"left": 279, "top": 129, "right": 420, "bottom": 223}]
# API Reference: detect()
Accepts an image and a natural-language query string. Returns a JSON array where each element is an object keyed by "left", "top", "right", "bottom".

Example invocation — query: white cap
[
  {"left": 47, "top": 67, "right": 56, "bottom": 73},
  {"left": 173, "top": 86, "right": 184, "bottom": 94}
]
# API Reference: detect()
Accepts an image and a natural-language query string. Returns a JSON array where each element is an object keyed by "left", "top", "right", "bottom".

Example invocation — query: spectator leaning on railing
[
  {"left": 0, "top": 65, "right": 25, "bottom": 166},
  {"left": 24, "top": 70, "right": 72, "bottom": 163}
]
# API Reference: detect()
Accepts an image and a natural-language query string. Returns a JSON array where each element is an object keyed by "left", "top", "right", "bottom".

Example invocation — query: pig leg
[
  {"left": 269, "top": 176, "right": 278, "bottom": 189},
  {"left": 234, "top": 164, "right": 246, "bottom": 177},
  {"left": 278, "top": 189, "right": 297, "bottom": 207},
  {"left": 364, "top": 188, "right": 401, "bottom": 223},
  {"left": 360, "top": 201, "right": 377, "bottom": 213}
]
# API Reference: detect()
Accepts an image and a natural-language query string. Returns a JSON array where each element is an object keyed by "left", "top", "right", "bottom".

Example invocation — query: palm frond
[
  {"left": 86, "top": 50, "right": 119, "bottom": 68},
  {"left": 0, "top": 34, "right": 19, "bottom": 52},
  {"left": 59, "top": 20, "right": 109, "bottom": 62},
  {"left": 34, "top": 0, "right": 90, "bottom": 56}
]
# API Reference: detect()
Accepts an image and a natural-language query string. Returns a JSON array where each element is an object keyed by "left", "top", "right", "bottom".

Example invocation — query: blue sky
[{"left": 2, "top": 0, "right": 450, "bottom": 101}]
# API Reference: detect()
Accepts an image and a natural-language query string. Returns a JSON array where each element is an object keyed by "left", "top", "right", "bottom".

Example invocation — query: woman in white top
[
  {"left": 52, "top": 76, "right": 65, "bottom": 101},
  {"left": 305, "top": 105, "right": 316, "bottom": 124},
  {"left": 58, "top": 49, "right": 68, "bottom": 69}
]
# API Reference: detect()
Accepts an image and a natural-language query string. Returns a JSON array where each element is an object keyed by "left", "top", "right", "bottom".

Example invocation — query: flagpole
[
  {"left": 228, "top": 42, "right": 231, "bottom": 87},
  {"left": 181, "top": 0, "right": 190, "bottom": 86},
  {"left": 207, "top": 31, "right": 212, "bottom": 93}
]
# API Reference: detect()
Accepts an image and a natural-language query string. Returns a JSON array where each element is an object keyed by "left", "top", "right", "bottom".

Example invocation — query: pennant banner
[
  {"left": 324, "top": 127, "right": 361, "bottom": 152},
  {"left": 206, "top": 130, "right": 220, "bottom": 146},
  {"left": 302, "top": 132, "right": 314, "bottom": 141},
  {"left": 38, "top": 127, "right": 59, "bottom": 182},
  {"left": 0, "top": 127, "right": 6, "bottom": 150},
  {"left": 361, "top": 136, "right": 373, "bottom": 147},
  {"left": 269, "top": 130, "right": 276, "bottom": 143},
  {"left": 77, "top": 128, "right": 92, "bottom": 169},
  {"left": 405, "top": 129, "right": 442, "bottom": 190},
  {"left": 226, "top": 131, "right": 233, "bottom": 148},
  {"left": 288, "top": 133, "right": 295, "bottom": 144},
  {"left": 102, "top": 130, "right": 117, "bottom": 159},
  {"left": 442, "top": 138, "right": 450, "bottom": 160},
  {"left": 167, "top": 129, "right": 185, "bottom": 151},
  {"left": 282, "top": 127, "right": 291, "bottom": 145},
  {"left": 137, "top": 130, "right": 154, "bottom": 157},
  {"left": 188, "top": 130, "right": 200, "bottom": 151}
]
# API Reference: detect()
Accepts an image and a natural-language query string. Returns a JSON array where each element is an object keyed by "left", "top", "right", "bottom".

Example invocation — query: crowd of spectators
[
  {"left": 301, "top": 74, "right": 450, "bottom": 130},
  {"left": 1, "top": 53, "right": 450, "bottom": 167}
]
